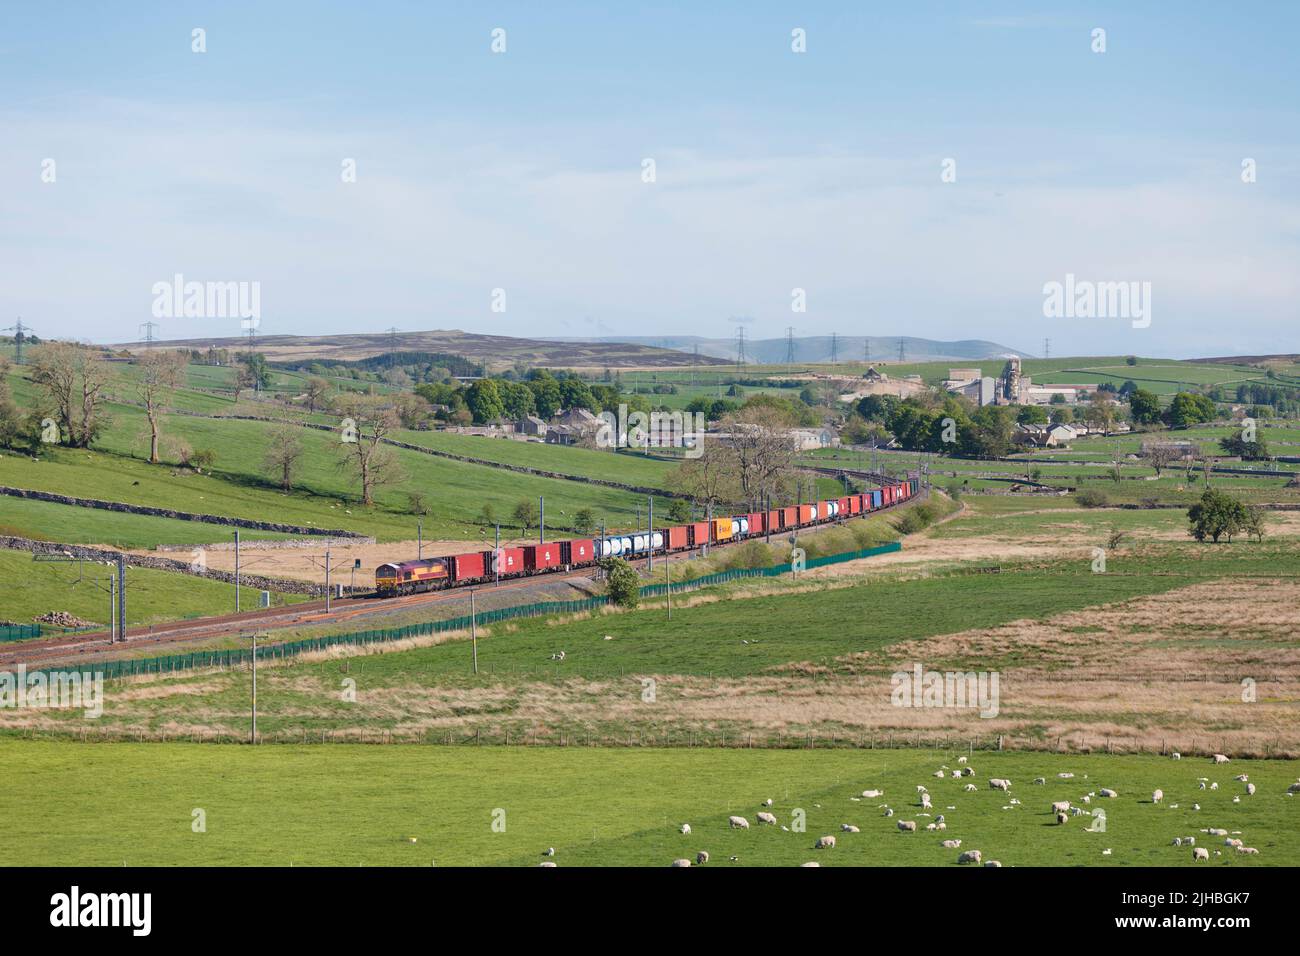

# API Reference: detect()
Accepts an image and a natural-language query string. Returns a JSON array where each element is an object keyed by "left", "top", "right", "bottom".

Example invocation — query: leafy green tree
[
  {"left": 1128, "top": 388, "right": 1161, "bottom": 425},
  {"left": 559, "top": 377, "right": 596, "bottom": 411},
  {"left": 1187, "top": 488, "right": 1248, "bottom": 543},
  {"left": 666, "top": 499, "right": 692, "bottom": 523},
  {"left": 1016, "top": 405, "right": 1048, "bottom": 425},
  {"left": 527, "top": 376, "right": 562, "bottom": 419},
  {"left": 600, "top": 557, "right": 641, "bottom": 608},
  {"left": 572, "top": 507, "right": 596, "bottom": 534},
  {"left": 465, "top": 378, "right": 506, "bottom": 423},
  {"left": 499, "top": 380, "right": 536, "bottom": 420},
  {"left": 856, "top": 394, "right": 898, "bottom": 422},
  {"left": 512, "top": 499, "right": 539, "bottom": 534},
  {"left": 1218, "top": 432, "right": 1270, "bottom": 460},
  {"left": 1165, "top": 392, "right": 1216, "bottom": 428}
]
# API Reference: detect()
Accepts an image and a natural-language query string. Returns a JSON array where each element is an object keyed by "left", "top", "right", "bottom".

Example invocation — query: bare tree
[
  {"left": 1143, "top": 442, "right": 1180, "bottom": 477},
  {"left": 334, "top": 394, "right": 404, "bottom": 505},
  {"left": 722, "top": 406, "right": 797, "bottom": 507},
  {"left": 304, "top": 376, "right": 331, "bottom": 413},
  {"left": 137, "top": 350, "right": 187, "bottom": 463},
  {"left": 263, "top": 424, "right": 305, "bottom": 491},
  {"left": 667, "top": 444, "right": 741, "bottom": 514},
  {"left": 29, "top": 342, "right": 111, "bottom": 448}
]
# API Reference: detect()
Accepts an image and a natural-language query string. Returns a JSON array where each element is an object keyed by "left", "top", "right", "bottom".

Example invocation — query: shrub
[
  {"left": 600, "top": 557, "right": 641, "bottom": 608},
  {"left": 1075, "top": 489, "right": 1109, "bottom": 509}
]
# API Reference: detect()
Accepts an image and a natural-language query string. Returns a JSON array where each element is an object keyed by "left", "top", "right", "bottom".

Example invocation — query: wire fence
[{"left": 23, "top": 542, "right": 903, "bottom": 681}]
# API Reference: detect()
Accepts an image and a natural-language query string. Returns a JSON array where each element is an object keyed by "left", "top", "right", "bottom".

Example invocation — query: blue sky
[{"left": 2, "top": 1, "right": 1297, "bottom": 357}]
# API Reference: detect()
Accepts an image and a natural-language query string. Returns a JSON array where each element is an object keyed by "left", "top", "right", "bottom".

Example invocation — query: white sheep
[
  {"left": 680, "top": 823, "right": 691, "bottom": 835},
  {"left": 951, "top": 770, "right": 963, "bottom": 778},
  {"left": 961, "top": 767, "right": 974, "bottom": 777},
  {"left": 964, "top": 784, "right": 977, "bottom": 792},
  {"left": 989, "top": 778, "right": 1011, "bottom": 791},
  {"left": 957, "top": 755, "right": 968, "bottom": 764},
  {"left": 696, "top": 850, "right": 709, "bottom": 864},
  {"left": 1209, "top": 782, "right": 1219, "bottom": 791},
  {"left": 671, "top": 858, "right": 691, "bottom": 867},
  {"left": 841, "top": 824, "right": 860, "bottom": 833},
  {"left": 1051, "top": 801, "right": 1071, "bottom": 814},
  {"left": 799, "top": 861, "right": 820, "bottom": 867},
  {"left": 1225, "top": 838, "right": 1242, "bottom": 848},
  {"left": 957, "top": 849, "right": 983, "bottom": 864},
  {"left": 1212, "top": 753, "right": 1229, "bottom": 764},
  {"left": 898, "top": 820, "right": 917, "bottom": 832},
  {"left": 1234, "top": 774, "right": 1249, "bottom": 782},
  {"left": 1152, "top": 789, "right": 1163, "bottom": 804},
  {"left": 984, "top": 860, "right": 1002, "bottom": 867},
  {"left": 933, "top": 770, "right": 946, "bottom": 779},
  {"left": 1236, "top": 846, "right": 1260, "bottom": 855},
  {"left": 729, "top": 815, "right": 750, "bottom": 830},
  {"left": 1099, "top": 788, "right": 1118, "bottom": 798},
  {"left": 815, "top": 835, "right": 836, "bottom": 849},
  {"left": 762, "top": 798, "right": 773, "bottom": 807},
  {"left": 941, "top": 839, "right": 962, "bottom": 849},
  {"left": 539, "top": 861, "right": 557, "bottom": 867},
  {"left": 1246, "top": 783, "right": 1256, "bottom": 796},
  {"left": 1193, "top": 847, "right": 1209, "bottom": 861},
  {"left": 1171, "top": 752, "right": 1181, "bottom": 760},
  {"left": 756, "top": 812, "right": 777, "bottom": 826},
  {"left": 883, "top": 808, "right": 894, "bottom": 817},
  {"left": 863, "top": 789, "right": 883, "bottom": 798}
]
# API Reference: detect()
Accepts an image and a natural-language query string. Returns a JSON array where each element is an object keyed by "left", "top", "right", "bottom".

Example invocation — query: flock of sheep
[{"left": 602, "top": 754, "right": 1299, "bottom": 868}]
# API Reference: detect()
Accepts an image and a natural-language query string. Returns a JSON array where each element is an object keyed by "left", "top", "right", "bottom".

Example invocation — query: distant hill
[
  {"left": 113, "top": 329, "right": 727, "bottom": 371},
  {"left": 562, "top": 335, "right": 1029, "bottom": 365}
]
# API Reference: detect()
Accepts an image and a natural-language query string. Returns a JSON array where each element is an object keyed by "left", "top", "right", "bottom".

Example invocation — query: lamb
[
  {"left": 841, "top": 824, "right": 860, "bottom": 833},
  {"left": 1234, "top": 774, "right": 1249, "bottom": 782},
  {"left": 1246, "top": 783, "right": 1256, "bottom": 796},
  {"left": 799, "top": 861, "right": 820, "bottom": 867},
  {"left": 883, "top": 808, "right": 894, "bottom": 817},
  {"left": 920, "top": 794, "right": 933, "bottom": 810},
  {"left": 1058, "top": 772, "right": 1075, "bottom": 779},
  {"left": 933, "top": 770, "right": 946, "bottom": 778},
  {"left": 1099, "top": 788, "right": 1118, "bottom": 798},
  {"left": 539, "top": 861, "right": 557, "bottom": 867},
  {"left": 1212, "top": 753, "right": 1229, "bottom": 764},
  {"left": 815, "top": 835, "right": 836, "bottom": 849},
  {"left": 1193, "top": 847, "right": 1209, "bottom": 861},
  {"left": 898, "top": 820, "right": 917, "bottom": 832},
  {"left": 1055, "top": 812, "right": 1068, "bottom": 825},
  {"left": 1033, "top": 777, "right": 1046, "bottom": 785},
  {"left": 862, "top": 789, "right": 883, "bottom": 798},
  {"left": 1236, "top": 846, "right": 1260, "bottom": 855},
  {"left": 729, "top": 815, "right": 750, "bottom": 830},
  {"left": 756, "top": 812, "right": 777, "bottom": 826},
  {"left": 1152, "top": 789, "right": 1163, "bottom": 804},
  {"left": 989, "top": 779, "right": 1011, "bottom": 791},
  {"left": 1210, "top": 782, "right": 1219, "bottom": 791},
  {"left": 762, "top": 798, "right": 773, "bottom": 807},
  {"left": 680, "top": 823, "right": 691, "bottom": 835},
  {"left": 696, "top": 851, "right": 709, "bottom": 864},
  {"left": 957, "top": 756, "right": 968, "bottom": 764},
  {"left": 951, "top": 770, "right": 963, "bottom": 778},
  {"left": 1171, "top": 752, "right": 1181, "bottom": 760},
  {"left": 964, "top": 784, "right": 977, "bottom": 792},
  {"left": 1207, "top": 828, "right": 1228, "bottom": 836},
  {"left": 984, "top": 860, "right": 1002, "bottom": 867},
  {"left": 941, "top": 839, "right": 962, "bottom": 848},
  {"left": 1225, "top": 838, "right": 1242, "bottom": 848},
  {"left": 957, "top": 850, "right": 983, "bottom": 864},
  {"left": 671, "top": 858, "right": 691, "bottom": 867},
  {"left": 961, "top": 767, "right": 974, "bottom": 777}
]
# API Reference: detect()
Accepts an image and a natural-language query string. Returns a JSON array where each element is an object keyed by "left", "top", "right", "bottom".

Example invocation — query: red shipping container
[
  {"left": 688, "top": 521, "right": 711, "bottom": 548},
  {"left": 746, "top": 512, "right": 764, "bottom": 535},
  {"left": 817, "top": 500, "right": 830, "bottom": 520},
  {"left": 848, "top": 495, "right": 861, "bottom": 514},
  {"left": 562, "top": 539, "right": 595, "bottom": 566},
  {"left": 667, "top": 526, "right": 689, "bottom": 550},
  {"left": 766, "top": 509, "right": 783, "bottom": 532},
  {"left": 801, "top": 504, "right": 816, "bottom": 525},
  {"left": 782, "top": 506, "right": 797, "bottom": 527},
  {"left": 493, "top": 547, "right": 525, "bottom": 576},
  {"left": 525, "top": 543, "right": 562, "bottom": 571},
  {"left": 838, "top": 496, "right": 851, "bottom": 515},
  {"left": 450, "top": 551, "right": 487, "bottom": 582}
]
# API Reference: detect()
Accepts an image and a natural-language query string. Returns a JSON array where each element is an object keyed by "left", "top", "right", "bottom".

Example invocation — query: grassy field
[
  {"left": 1, "top": 741, "right": 1293, "bottom": 866},
  {"left": 0, "top": 550, "right": 305, "bottom": 628}
]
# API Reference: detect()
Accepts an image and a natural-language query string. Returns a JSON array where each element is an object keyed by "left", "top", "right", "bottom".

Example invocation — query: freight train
[{"left": 374, "top": 479, "right": 920, "bottom": 596}]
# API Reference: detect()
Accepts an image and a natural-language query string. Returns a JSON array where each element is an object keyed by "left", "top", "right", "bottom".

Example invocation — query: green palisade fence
[
  {"left": 26, "top": 542, "right": 901, "bottom": 681},
  {"left": 0, "top": 623, "right": 42, "bottom": 643}
]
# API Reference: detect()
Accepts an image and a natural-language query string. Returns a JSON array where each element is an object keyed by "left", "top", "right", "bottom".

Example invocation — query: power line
[
  {"left": 735, "top": 326, "right": 747, "bottom": 369},
  {"left": 1043, "top": 337, "right": 1050, "bottom": 360},
  {"left": 830, "top": 332, "right": 838, "bottom": 366},
  {"left": 784, "top": 326, "right": 796, "bottom": 368},
  {"left": 864, "top": 338, "right": 871, "bottom": 365},
  {"left": 139, "top": 321, "right": 159, "bottom": 349},
  {"left": 385, "top": 326, "right": 399, "bottom": 368},
  {"left": 897, "top": 337, "right": 905, "bottom": 364}
]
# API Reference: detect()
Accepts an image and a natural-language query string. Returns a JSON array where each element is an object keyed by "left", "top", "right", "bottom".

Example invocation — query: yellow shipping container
[{"left": 712, "top": 517, "right": 733, "bottom": 541}]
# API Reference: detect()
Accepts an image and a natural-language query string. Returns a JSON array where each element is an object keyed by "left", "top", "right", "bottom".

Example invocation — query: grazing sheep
[
  {"left": 841, "top": 824, "right": 860, "bottom": 833},
  {"left": 898, "top": 820, "right": 917, "bottom": 832},
  {"left": 957, "top": 756, "right": 968, "bottom": 763},
  {"left": 933, "top": 770, "right": 946, "bottom": 779},
  {"left": 921, "top": 794, "right": 933, "bottom": 810},
  {"left": 964, "top": 784, "right": 977, "bottom": 792},
  {"left": 680, "top": 823, "right": 691, "bottom": 835},
  {"left": 961, "top": 767, "right": 974, "bottom": 777},
  {"left": 989, "top": 779, "right": 1011, "bottom": 791},
  {"left": 1172, "top": 837, "right": 1183, "bottom": 846},
  {"left": 883, "top": 808, "right": 894, "bottom": 818},
  {"left": 1152, "top": 789, "right": 1163, "bottom": 804},
  {"left": 729, "top": 815, "right": 750, "bottom": 830},
  {"left": 671, "top": 858, "right": 692, "bottom": 867},
  {"left": 984, "top": 860, "right": 1002, "bottom": 868},
  {"left": 1288, "top": 780, "right": 1300, "bottom": 794},
  {"left": 951, "top": 770, "right": 963, "bottom": 778},
  {"left": 799, "top": 861, "right": 820, "bottom": 867},
  {"left": 1225, "top": 838, "right": 1242, "bottom": 848},
  {"left": 1210, "top": 782, "right": 1219, "bottom": 791},
  {"left": 1246, "top": 783, "right": 1256, "bottom": 796},
  {"left": 941, "top": 839, "right": 962, "bottom": 849},
  {"left": 1055, "top": 812, "right": 1068, "bottom": 825},
  {"left": 1234, "top": 774, "right": 1249, "bottom": 782},
  {"left": 756, "top": 812, "right": 777, "bottom": 826},
  {"left": 1033, "top": 777, "right": 1046, "bottom": 785},
  {"left": 696, "top": 850, "right": 709, "bottom": 864},
  {"left": 1207, "top": 828, "right": 1228, "bottom": 836},
  {"left": 957, "top": 850, "right": 983, "bottom": 865},
  {"left": 1212, "top": 754, "right": 1229, "bottom": 764},
  {"left": 916, "top": 785, "right": 928, "bottom": 793},
  {"left": 1237, "top": 846, "right": 1260, "bottom": 855},
  {"left": 863, "top": 789, "right": 883, "bottom": 798},
  {"left": 1171, "top": 752, "right": 1181, "bottom": 760},
  {"left": 815, "top": 835, "right": 836, "bottom": 849},
  {"left": 1052, "top": 801, "right": 1071, "bottom": 814},
  {"left": 1193, "top": 847, "right": 1209, "bottom": 861},
  {"left": 544, "top": 847, "right": 555, "bottom": 856},
  {"left": 539, "top": 861, "right": 557, "bottom": 867},
  {"left": 763, "top": 798, "right": 773, "bottom": 807},
  {"left": 1099, "top": 788, "right": 1118, "bottom": 798},
  {"left": 1058, "top": 772, "right": 1075, "bottom": 779}
]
